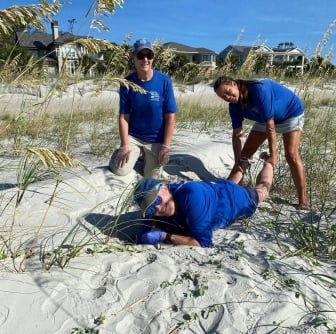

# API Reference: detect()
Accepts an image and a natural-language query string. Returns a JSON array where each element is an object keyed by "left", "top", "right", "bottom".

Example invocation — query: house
[
  {"left": 218, "top": 45, "right": 257, "bottom": 67},
  {"left": 162, "top": 42, "right": 217, "bottom": 68},
  {"left": 218, "top": 44, "right": 306, "bottom": 73},
  {"left": 15, "top": 28, "right": 57, "bottom": 73},
  {"left": 15, "top": 21, "right": 101, "bottom": 76},
  {"left": 270, "top": 46, "right": 306, "bottom": 71}
]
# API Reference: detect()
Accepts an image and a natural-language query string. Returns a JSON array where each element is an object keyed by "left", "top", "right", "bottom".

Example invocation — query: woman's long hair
[{"left": 213, "top": 76, "right": 262, "bottom": 109}]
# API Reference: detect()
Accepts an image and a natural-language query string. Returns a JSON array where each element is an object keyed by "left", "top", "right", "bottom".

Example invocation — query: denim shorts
[
  {"left": 252, "top": 114, "right": 304, "bottom": 134},
  {"left": 245, "top": 187, "right": 259, "bottom": 207}
]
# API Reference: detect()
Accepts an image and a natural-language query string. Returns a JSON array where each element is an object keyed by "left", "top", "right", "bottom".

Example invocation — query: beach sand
[{"left": 0, "top": 83, "right": 335, "bottom": 334}]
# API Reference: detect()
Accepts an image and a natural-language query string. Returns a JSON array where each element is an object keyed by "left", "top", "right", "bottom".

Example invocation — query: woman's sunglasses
[{"left": 136, "top": 52, "right": 154, "bottom": 60}]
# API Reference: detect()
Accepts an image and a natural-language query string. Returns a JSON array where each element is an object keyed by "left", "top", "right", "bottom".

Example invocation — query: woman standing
[{"left": 214, "top": 76, "right": 308, "bottom": 210}]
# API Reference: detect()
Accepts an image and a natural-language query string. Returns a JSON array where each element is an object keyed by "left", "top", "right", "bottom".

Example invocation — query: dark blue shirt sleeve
[{"left": 175, "top": 183, "right": 214, "bottom": 247}]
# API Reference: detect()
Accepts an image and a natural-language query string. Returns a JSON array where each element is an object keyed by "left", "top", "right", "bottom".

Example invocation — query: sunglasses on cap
[
  {"left": 136, "top": 52, "right": 154, "bottom": 60},
  {"left": 144, "top": 195, "right": 162, "bottom": 218}
]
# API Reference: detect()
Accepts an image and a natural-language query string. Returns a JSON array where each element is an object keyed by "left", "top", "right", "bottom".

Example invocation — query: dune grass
[
  {"left": 0, "top": 2, "right": 336, "bottom": 332},
  {"left": 0, "top": 0, "right": 335, "bottom": 270}
]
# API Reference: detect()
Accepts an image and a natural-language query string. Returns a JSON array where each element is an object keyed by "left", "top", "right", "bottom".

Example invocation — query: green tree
[
  {"left": 103, "top": 43, "right": 131, "bottom": 76},
  {"left": 306, "top": 55, "right": 335, "bottom": 75},
  {"left": 165, "top": 53, "right": 189, "bottom": 77}
]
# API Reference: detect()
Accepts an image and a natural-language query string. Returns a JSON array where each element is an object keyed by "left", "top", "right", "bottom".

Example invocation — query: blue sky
[{"left": 6, "top": 0, "right": 336, "bottom": 63}]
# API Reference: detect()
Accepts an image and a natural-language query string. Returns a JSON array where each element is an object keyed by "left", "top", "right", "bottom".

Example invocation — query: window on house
[
  {"left": 69, "top": 61, "right": 76, "bottom": 75},
  {"left": 202, "top": 55, "right": 211, "bottom": 62}
]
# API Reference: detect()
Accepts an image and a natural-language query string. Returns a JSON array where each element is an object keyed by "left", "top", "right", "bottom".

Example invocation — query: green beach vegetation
[
  {"left": 0, "top": 0, "right": 335, "bottom": 266},
  {"left": 0, "top": 1, "right": 335, "bottom": 332}
]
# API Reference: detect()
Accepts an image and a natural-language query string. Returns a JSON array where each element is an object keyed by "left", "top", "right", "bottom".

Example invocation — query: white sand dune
[{"left": 0, "top": 84, "right": 335, "bottom": 333}]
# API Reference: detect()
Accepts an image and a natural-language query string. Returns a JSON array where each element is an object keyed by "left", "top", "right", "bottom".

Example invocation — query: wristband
[
  {"left": 164, "top": 233, "right": 172, "bottom": 244},
  {"left": 162, "top": 144, "right": 170, "bottom": 150},
  {"left": 119, "top": 145, "right": 129, "bottom": 150}
]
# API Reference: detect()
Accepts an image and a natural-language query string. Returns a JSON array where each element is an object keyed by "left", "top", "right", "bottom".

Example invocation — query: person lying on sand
[{"left": 134, "top": 153, "right": 273, "bottom": 247}]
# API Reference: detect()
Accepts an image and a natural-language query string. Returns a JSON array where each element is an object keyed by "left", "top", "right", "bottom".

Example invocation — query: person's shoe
[
  {"left": 239, "top": 156, "right": 254, "bottom": 171},
  {"left": 240, "top": 157, "right": 254, "bottom": 164},
  {"left": 259, "top": 152, "right": 270, "bottom": 161}
]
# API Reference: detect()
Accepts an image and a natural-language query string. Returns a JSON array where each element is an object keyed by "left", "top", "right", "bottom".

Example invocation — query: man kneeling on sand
[{"left": 134, "top": 153, "right": 273, "bottom": 247}]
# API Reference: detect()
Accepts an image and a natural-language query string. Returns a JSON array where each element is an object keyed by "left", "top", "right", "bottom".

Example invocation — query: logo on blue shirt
[{"left": 149, "top": 91, "right": 160, "bottom": 102}]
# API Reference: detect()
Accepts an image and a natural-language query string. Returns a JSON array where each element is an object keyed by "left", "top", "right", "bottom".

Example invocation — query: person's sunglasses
[
  {"left": 145, "top": 196, "right": 162, "bottom": 218},
  {"left": 136, "top": 52, "right": 154, "bottom": 60}
]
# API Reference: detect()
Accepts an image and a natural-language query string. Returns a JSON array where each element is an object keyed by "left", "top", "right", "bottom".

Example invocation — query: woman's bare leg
[
  {"left": 241, "top": 130, "right": 267, "bottom": 157},
  {"left": 282, "top": 130, "right": 309, "bottom": 209}
]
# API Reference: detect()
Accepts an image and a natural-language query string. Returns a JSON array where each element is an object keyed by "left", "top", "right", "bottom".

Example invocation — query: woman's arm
[
  {"left": 163, "top": 113, "right": 175, "bottom": 147},
  {"left": 159, "top": 113, "right": 176, "bottom": 165},
  {"left": 116, "top": 114, "right": 130, "bottom": 168},
  {"left": 231, "top": 127, "right": 244, "bottom": 163},
  {"left": 139, "top": 230, "right": 201, "bottom": 247},
  {"left": 164, "top": 232, "right": 201, "bottom": 247},
  {"left": 119, "top": 114, "right": 130, "bottom": 146},
  {"left": 265, "top": 118, "right": 278, "bottom": 168},
  {"left": 228, "top": 127, "right": 245, "bottom": 182}
]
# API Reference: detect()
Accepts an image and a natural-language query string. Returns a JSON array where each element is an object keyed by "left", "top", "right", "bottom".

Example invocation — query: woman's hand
[
  {"left": 267, "top": 154, "right": 278, "bottom": 169},
  {"left": 139, "top": 230, "right": 165, "bottom": 245},
  {"left": 116, "top": 146, "right": 130, "bottom": 168},
  {"left": 159, "top": 145, "right": 170, "bottom": 165},
  {"left": 228, "top": 162, "right": 245, "bottom": 183}
]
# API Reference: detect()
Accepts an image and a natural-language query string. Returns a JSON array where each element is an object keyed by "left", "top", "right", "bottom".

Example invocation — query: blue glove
[{"left": 140, "top": 230, "right": 164, "bottom": 245}]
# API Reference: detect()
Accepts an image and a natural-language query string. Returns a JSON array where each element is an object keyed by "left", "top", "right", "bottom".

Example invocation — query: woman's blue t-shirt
[
  {"left": 119, "top": 69, "right": 178, "bottom": 142},
  {"left": 229, "top": 79, "right": 304, "bottom": 129}
]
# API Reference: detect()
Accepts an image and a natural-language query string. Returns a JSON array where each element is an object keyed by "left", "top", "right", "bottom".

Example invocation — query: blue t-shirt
[
  {"left": 119, "top": 69, "right": 178, "bottom": 142},
  {"left": 229, "top": 79, "right": 304, "bottom": 129},
  {"left": 165, "top": 181, "right": 257, "bottom": 247}
]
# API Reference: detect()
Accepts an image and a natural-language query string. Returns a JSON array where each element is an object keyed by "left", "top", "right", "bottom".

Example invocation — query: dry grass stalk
[
  {"left": 95, "top": 0, "right": 124, "bottom": 13},
  {"left": 75, "top": 38, "right": 114, "bottom": 54},
  {"left": 89, "top": 0, "right": 124, "bottom": 33},
  {"left": 0, "top": 1, "right": 61, "bottom": 36},
  {"left": 105, "top": 77, "right": 147, "bottom": 93},
  {"left": 314, "top": 19, "right": 336, "bottom": 58},
  {"left": 25, "top": 147, "right": 91, "bottom": 173}
]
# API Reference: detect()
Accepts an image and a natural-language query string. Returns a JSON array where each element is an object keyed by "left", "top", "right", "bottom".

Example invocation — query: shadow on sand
[
  {"left": 84, "top": 211, "right": 147, "bottom": 244},
  {"left": 164, "top": 153, "right": 219, "bottom": 181},
  {"left": 84, "top": 152, "right": 222, "bottom": 243}
]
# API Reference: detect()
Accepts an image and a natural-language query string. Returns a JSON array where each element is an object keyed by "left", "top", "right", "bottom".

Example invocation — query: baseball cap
[
  {"left": 134, "top": 178, "right": 162, "bottom": 218},
  {"left": 132, "top": 39, "right": 154, "bottom": 54}
]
